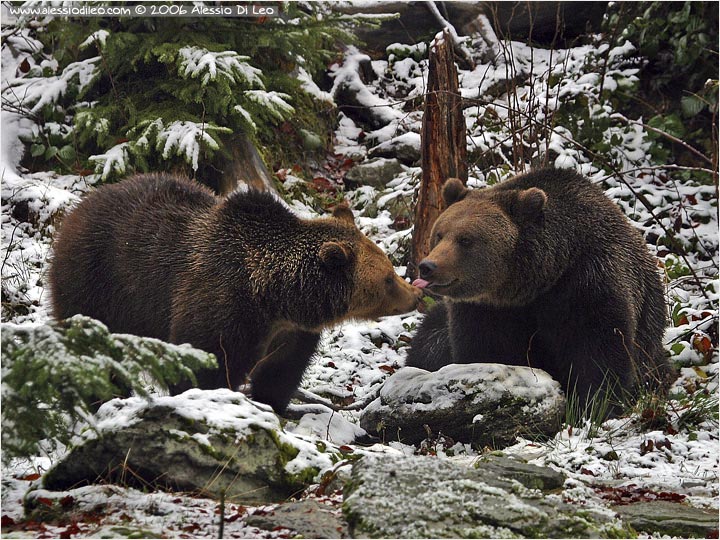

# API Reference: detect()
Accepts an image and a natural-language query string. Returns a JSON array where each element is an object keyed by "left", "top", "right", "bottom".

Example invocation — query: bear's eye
[
  {"left": 458, "top": 236, "right": 473, "bottom": 248},
  {"left": 384, "top": 275, "right": 394, "bottom": 286},
  {"left": 435, "top": 232, "right": 443, "bottom": 241}
]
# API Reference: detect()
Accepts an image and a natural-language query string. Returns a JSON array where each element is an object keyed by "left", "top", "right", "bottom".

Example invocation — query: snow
[
  {"left": 295, "top": 66, "right": 334, "bottom": 104},
  {"left": 178, "top": 46, "right": 263, "bottom": 88},
  {"left": 79, "top": 29, "right": 109, "bottom": 50},
  {"left": 333, "top": 112, "right": 366, "bottom": 158},
  {"left": 1, "top": 7, "right": 718, "bottom": 538},
  {"left": 90, "top": 389, "right": 336, "bottom": 476},
  {"left": 133, "top": 119, "right": 231, "bottom": 172},
  {"left": 88, "top": 141, "right": 130, "bottom": 179},
  {"left": 244, "top": 90, "right": 295, "bottom": 120},
  {"left": 286, "top": 407, "right": 367, "bottom": 446},
  {"left": 378, "top": 364, "right": 561, "bottom": 411},
  {"left": 329, "top": 47, "right": 404, "bottom": 126},
  {"left": 509, "top": 418, "right": 719, "bottom": 506},
  {"left": 3, "top": 56, "right": 100, "bottom": 113}
]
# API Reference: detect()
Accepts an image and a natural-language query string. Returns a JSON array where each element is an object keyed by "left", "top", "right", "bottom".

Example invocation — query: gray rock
[
  {"left": 369, "top": 133, "right": 421, "bottom": 165},
  {"left": 360, "top": 364, "right": 565, "bottom": 449},
  {"left": 345, "top": 158, "right": 404, "bottom": 188},
  {"left": 343, "top": 454, "right": 631, "bottom": 538},
  {"left": 613, "top": 501, "right": 719, "bottom": 538},
  {"left": 42, "top": 390, "right": 332, "bottom": 503},
  {"left": 246, "top": 500, "right": 347, "bottom": 538},
  {"left": 477, "top": 454, "right": 566, "bottom": 491}
]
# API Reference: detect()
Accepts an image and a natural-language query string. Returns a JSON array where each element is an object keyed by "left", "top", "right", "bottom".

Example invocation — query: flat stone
[
  {"left": 246, "top": 500, "right": 347, "bottom": 538},
  {"left": 478, "top": 454, "right": 566, "bottom": 491},
  {"left": 613, "top": 500, "right": 719, "bottom": 538},
  {"left": 343, "top": 454, "right": 631, "bottom": 538}
]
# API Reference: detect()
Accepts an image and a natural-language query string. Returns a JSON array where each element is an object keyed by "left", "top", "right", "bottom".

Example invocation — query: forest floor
[{"left": 2, "top": 13, "right": 718, "bottom": 540}]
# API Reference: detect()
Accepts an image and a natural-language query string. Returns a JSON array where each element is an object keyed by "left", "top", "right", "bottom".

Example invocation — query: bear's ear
[
  {"left": 516, "top": 187, "right": 547, "bottom": 223},
  {"left": 442, "top": 178, "right": 469, "bottom": 206},
  {"left": 319, "top": 241, "right": 353, "bottom": 268},
  {"left": 332, "top": 203, "right": 355, "bottom": 225}
]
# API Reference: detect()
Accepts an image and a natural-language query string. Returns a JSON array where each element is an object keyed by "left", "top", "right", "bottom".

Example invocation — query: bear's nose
[{"left": 418, "top": 260, "right": 437, "bottom": 280}]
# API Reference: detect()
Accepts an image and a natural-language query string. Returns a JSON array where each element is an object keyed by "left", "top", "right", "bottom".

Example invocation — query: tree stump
[{"left": 410, "top": 30, "right": 467, "bottom": 278}]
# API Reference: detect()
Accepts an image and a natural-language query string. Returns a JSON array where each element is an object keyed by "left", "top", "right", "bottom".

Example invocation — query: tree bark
[{"left": 410, "top": 30, "right": 467, "bottom": 279}]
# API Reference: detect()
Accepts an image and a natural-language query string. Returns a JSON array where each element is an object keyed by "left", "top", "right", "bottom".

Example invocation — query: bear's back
[
  {"left": 50, "top": 173, "right": 217, "bottom": 339},
  {"left": 496, "top": 168, "right": 652, "bottom": 259},
  {"left": 497, "top": 169, "right": 667, "bottom": 374}
]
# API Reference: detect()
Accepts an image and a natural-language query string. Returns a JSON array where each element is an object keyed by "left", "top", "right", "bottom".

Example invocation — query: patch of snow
[{"left": 295, "top": 66, "right": 334, "bottom": 104}]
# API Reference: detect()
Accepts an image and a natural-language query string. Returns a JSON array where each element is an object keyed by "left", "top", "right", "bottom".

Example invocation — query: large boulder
[
  {"left": 343, "top": 454, "right": 632, "bottom": 538},
  {"left": 42, "top": 390, "right": 334, "bottom": 503},
  {"left": 360, "top": 364, "right": 565, "bottom": 448}
]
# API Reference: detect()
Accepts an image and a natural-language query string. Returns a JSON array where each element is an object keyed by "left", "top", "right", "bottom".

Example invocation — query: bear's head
[
  {"left": 321, "top": 204, "right": 423, "bottom": 321},
  {"left": 414, "top": 178, "right": 547, "bottom": 305}
]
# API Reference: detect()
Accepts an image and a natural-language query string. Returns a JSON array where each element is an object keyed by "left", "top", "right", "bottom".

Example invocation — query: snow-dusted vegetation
[{"left": 1, "top": 2, "right": 717, "bottom": 538}]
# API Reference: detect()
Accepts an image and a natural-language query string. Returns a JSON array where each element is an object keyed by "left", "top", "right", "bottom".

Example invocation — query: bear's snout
[{"left": 418, "top": 260, "right": 437, "bottom": 280}]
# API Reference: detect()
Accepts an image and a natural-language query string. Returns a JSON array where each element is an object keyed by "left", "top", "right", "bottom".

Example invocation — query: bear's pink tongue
[{"left": 412, "top": 278, "right": 430, "bottom": 289}]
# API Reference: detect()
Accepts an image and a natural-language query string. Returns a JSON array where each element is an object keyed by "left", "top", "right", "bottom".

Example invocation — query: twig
[{"left": 612, "top": 113, "right": 713, "bottom": 166}]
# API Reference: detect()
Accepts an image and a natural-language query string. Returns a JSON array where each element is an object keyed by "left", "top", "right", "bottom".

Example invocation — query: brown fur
[
  {"left": 49, "top": 173, "right": 421, "bottom": 412},
  {"left": 407, "top": 168, "right": 673, "bottom": 412}
]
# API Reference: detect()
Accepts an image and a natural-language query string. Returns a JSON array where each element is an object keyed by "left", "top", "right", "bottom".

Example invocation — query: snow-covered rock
[
  {"left": 612, "top": 500, "right": 720, "bottom": 538},
  {"left": 42, "top": 390, "right": 337, "bottom": 503},
  {"left": 368, "top": 131, "right": 422, "bottom": 165},
  {"left": 360, "top": 364, "right": 565, "bottom": 448},
  {"left": 344, "top": 157, "right": 404, "bottom": 188},
  {"left": 343, "top": 453, "right": 631, "bottom": 538}
]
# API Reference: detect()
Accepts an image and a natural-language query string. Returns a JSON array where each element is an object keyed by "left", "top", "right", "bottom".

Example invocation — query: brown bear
[
  {"left": 406, "top": 168, "right": 673, "bottom": 413},
  {"left": 49, "top": 173, "right": 422, "bottom": 412}
]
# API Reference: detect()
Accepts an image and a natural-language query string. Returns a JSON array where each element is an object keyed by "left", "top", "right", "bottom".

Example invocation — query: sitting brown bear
[
  {"left": 407, "top": 169, "right": 673, "bottom": 412},
  {"left": 49, "top": 173, "right": 422, "bottom": 412}
]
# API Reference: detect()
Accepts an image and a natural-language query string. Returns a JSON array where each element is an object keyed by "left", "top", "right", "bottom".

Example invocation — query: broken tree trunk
[{"left": 410, "top": 30, "right": 468, "bottom": 279}]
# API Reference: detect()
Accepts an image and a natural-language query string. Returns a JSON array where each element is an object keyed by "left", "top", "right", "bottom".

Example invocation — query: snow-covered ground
[{"left": 2, "top": 11, "right": 718, "bottom": 539}]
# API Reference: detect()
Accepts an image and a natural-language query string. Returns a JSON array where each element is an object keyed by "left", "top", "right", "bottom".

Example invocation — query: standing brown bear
[
  {"left": 49, "top": 173, "right": 422, "bottom": 412},
  {"left": 406, "top": 168, "right": 673, "bottom": 412}
]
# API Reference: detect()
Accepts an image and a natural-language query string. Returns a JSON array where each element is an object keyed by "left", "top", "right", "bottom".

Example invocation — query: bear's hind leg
[{"left": 539, "top": 304, "right": 636, "bottom": 416}]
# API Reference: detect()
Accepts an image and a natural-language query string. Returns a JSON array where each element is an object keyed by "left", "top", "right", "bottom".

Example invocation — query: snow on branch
[
  {"left": 233, "top": 105, "right": 257, "bottom": 131},
  {"left": 178, "top": 46, "right": 264, "bottom": 88},
  {"left": 138, "top": 119, "right": 231, "bottom": 170},
  {"left": 2, "top": 56, "right": 100, "bottom": 113},
  {"left": 244, "top": 90, "right": 295, "bottom": 121},
  {"left": 89, "top": 142, "right": 130, "bottom": 180},
  {"left": 156, "top": 121, "right": 230, "bottom": 169},
  {"left": 79, "top": 29, "right": 110, "bottom": 50}
]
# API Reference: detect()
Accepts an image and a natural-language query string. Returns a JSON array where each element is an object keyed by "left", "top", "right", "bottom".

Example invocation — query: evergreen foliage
[
  {"left": 605, "top": 1, "right": 718, "bottom": 167},
  {"left": 1, "top": 315, "right": 216, "bottom": 462},
  {"left": 8, "top": 3, "right": 356, "bottom": 182}
]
